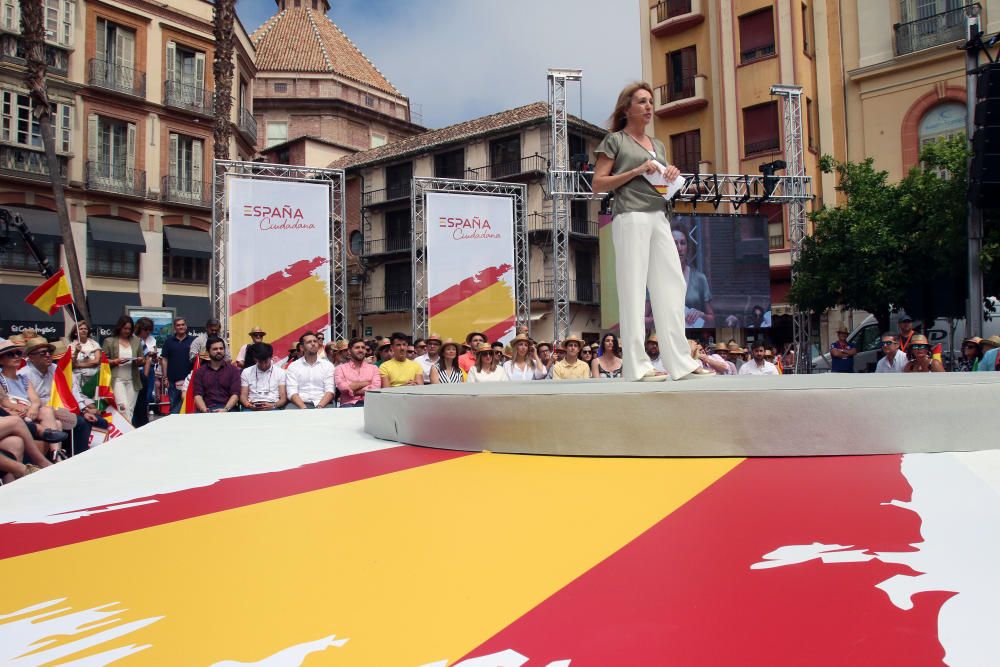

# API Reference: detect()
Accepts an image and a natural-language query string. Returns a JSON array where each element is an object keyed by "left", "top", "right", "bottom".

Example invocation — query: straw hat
[
  {"left": 562, "top": 335, "right": 585, "bottom": 347},
  {"left": 334, "top": 339, "right": 349, "bottom": 351},
  {"left": 909, "top": 334, "right": 931, "bottom": 347},
  {"left": 439, "top": 338, "right": 460, "bottom": 354},
  {"left": 23, "top": 336, "right": 55, "bottom": 356},
  {"left": 376, "top": 337, "right": 392, "bottom": 350},
  {"left": 0, "top": 338, "right": 22, "bottom": 356},
  {"left": 727, "top": 342, "right": 746, "bottom": 354},
  {"left": 426, "top": 332, "right": 443, "bottom": 344},
  {"left": 962, "top": 337, "right": 983, "bottom": 346},
  {"left": 510, "top": 333, "right": 531, "bottom": 345},
  {"left": 981, "top": 335, "right": 1000, "bottom": 349},
  {"left": 836, "top": 325, "right": 849, "bottom": 334},
  {"left": 474, "top": 342, "right": 494, "bottom": 355},
  {"left": 51, "top": 339, "right": 70, "bottom": 360},
  {"left": 248, "top": 326, "right": 266, "bottom": 336},
  {"left": 712, "top": 342, "right": 729, "bottom": 353}
]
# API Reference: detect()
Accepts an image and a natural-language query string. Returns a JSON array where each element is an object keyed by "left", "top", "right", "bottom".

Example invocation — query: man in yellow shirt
[
  {"left": 378, "top": 332, "right": 425, "bottom": 387},
  {"left": 551, "top": 335, "right": 591, "bottom": 380}
]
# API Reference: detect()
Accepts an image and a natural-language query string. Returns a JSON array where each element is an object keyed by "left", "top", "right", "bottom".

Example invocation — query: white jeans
[
  {"left": 613, "top": 210, "right": 701, "bottom": 381},
  {"left": 113, "top": 377, "right": 137, "bottom": 423}
]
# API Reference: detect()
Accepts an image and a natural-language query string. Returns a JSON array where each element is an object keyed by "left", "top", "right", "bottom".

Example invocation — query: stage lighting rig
[{"left": 758, "top": 160, "right": 787, "bottom": 200}]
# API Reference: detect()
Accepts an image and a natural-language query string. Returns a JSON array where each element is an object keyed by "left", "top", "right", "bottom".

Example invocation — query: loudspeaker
[{"left": 970, "top": 64, "right": 1000, "bottom": 209}]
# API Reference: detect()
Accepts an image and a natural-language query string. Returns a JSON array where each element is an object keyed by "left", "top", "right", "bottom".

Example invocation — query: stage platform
[
  {"left": 1, "top": 407, "right": 999, "bottom": 665},
  {"left": 365, "top": 373, "right": 1000, "bottom": 457}
]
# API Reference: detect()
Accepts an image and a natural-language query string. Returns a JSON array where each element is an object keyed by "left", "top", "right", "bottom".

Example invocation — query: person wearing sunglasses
[
  {"left": 955, "top": 337, "right": 981, "bottom": 372},
  {"left": 0, "top": 339, "right": 67, "bottom": 460},
  {"left": 466, "top": 343, "right": 509, "bottom": 383},
  {"left": 902, "top": 334, "right": 945, "bottom": 373},
  {"left": 875, "top": 334, "right": 906, "bottom": 373}
]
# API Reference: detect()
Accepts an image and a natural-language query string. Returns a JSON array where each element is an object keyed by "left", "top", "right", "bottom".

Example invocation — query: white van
[{"left": 812, "top": 298, "right": 1000, "bottom": 372}]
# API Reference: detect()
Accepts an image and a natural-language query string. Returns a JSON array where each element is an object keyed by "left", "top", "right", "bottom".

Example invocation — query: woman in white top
[
  {"left": 466, "top": 343, "right": 509, "bottom": 383},
  {"left": 502, "top": 333, "right": 546, "bottom": 381},
  {"left": 69, "top": 321, "right": 101, "bottom": 388}
]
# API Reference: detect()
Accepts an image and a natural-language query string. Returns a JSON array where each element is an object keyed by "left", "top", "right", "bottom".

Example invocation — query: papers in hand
[{"left": 642, "top": 161, "right": 686, "bottom": 200}]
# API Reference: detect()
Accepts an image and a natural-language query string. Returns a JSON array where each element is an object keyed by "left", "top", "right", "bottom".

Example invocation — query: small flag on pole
[
  {"left": 48, "top": 350, "right": 80, "bottom": 414},
  {"left": 24, "top": 269, "right": 73, "bottom": 315},
  {"left": 82, "top": 352, "right": 116, "bottom": 409},
  {"left": 180, "top": 355, "right": 201, "bottom": 414}
]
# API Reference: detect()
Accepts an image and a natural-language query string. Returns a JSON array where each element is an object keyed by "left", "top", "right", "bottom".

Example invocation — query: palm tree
[
  {"left": 21, "top": 0, "right": 91, "bottom": 323},
  {"left": 212, "top": 0, "right": 237, "bottom": 161}
]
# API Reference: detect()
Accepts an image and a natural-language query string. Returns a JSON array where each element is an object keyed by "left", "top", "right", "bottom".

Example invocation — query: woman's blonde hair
[{"left": 608, "top": 81, "right": 654, "bottom": 132}]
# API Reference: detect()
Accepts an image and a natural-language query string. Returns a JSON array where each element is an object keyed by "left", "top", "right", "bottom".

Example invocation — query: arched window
[
  {"left": 349, "top": 230, "right": 363, "bottom": 256},
  {"left": 918, "top": 102, "right": 965, "bottom": 147}
]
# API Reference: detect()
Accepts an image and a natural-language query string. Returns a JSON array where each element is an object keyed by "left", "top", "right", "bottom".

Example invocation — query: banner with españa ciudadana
[
  {"left": 227, "top": 178, "right": 331, "bottom": 359},
  {"left": 425, "top": 192, "right": 516, "bottom": 344}
]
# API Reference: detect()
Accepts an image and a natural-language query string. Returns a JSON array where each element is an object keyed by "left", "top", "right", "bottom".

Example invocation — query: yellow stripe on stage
[
  {"left": 228, "top": 274, "right": 330, "bottom": 353},
  {"left": 0, "top": 453, "right": 741, "bottom": 665},
  {"left": 430, "top": 280, "right": 515, "bottom": 343}
]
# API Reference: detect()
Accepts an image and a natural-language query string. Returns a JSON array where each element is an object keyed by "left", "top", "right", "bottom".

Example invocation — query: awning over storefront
[
  {"left": 3, "top": 206, "right": 62, "bottom": 244},
  {"left": 162, "top": 295, "right": 211, "bottom": 328},
  {"left": 88, "top": 217, "right": 146, "bottom": 253},
  {"left": 0, "top": 283, "right": 65, "bottom": 339},
  {"left": 163, "top": 225, "right": 211, "bottom": 259},
  {"left": 88, "top": 290, "right": 139, "bottom": 336}
]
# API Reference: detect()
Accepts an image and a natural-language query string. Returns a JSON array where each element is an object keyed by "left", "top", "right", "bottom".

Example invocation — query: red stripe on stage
[
  {"left": 428, "top": 263, "right": 512, "bottom": 316},
  {"left": 268, "top": 312, "right": 331, "bottom": 360},
  {"left": 229, "top": 256, "right": 328, "bottom": 315},
  {"left": 0, "top": 446, "right": 469, "bottom": 560},
  {"left": 482, "top": 315, "right": 517, "bottom": 344},
  {"left": 460, "top": 455, "right": 950, "bottom": 666}
]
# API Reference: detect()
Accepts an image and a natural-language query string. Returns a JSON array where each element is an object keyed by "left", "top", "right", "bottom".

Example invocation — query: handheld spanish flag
[
  {"left": 48, "top": 349, "right": 80, "bottom": 414},
  {"left": 932, "top": 343, "right": 943, "bottom": 363},
  {"left": 81, "top": 352, "right": 116, "bottom": 409},
  {"left": 179, "top": 355, "right": 201, "bottom": 414},
  {"left": 24, "top": 269, "right": 73, "bottom": 315}
]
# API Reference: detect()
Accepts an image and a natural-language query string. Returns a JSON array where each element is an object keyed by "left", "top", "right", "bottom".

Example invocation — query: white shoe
[
  {"left": 638, "top": 371, "right": 670, "bottom": 382},
  {"left": 677, "top": 367, "right": 716, "bottom": 380}
]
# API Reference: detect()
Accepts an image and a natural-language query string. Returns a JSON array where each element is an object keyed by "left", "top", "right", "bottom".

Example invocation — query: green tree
[{"left": 790, "top": 136, "right": 971, "bottom": 330}]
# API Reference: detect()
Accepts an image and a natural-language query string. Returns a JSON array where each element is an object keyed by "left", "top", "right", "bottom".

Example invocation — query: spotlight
[{"left": 759, "top": 160, "right": 787, "bottom": 198}]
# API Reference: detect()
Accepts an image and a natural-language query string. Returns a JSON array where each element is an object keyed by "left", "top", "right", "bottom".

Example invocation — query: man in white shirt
[
  {"left": 875, "top": 334, "right": 906, "bottom": 373},
  {"left": 240, "top": 343, "right": 287, "bottom": 411},
  {"left": 738, "top": 342, "right": 780, "bottom": 376},
  {"left": 284, "top": 332, "right": 335, "bottom": 409},
  {"left": 414, "top": 333, "right": 442, "bottom": 383}
]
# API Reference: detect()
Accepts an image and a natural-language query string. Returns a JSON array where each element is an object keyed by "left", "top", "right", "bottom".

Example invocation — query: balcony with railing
[
  {"left": 85, "top": 160, "right": 146, "bottom": 198},
  {"left": 527, "top": 212, "right": 552, "bottom": 233},
  {"left": 164, "top": 79, "right": 213, "bottom": 115},
  {"left": 0, "top": 145, "right": 67, "bottom": 181},
  {"left": 358, "top": 292, "right": 412, "bottom": 314},
  {"left": 361, "top": 235, "right": 411, "bottom": 256},
  {"left": 466, "top": 154, "right": 548, "bottom": 181},
  {"left": 161, "top": 176, "right": 211, "bottom": 208},
  {"left": 237, "top": 106, "right": 257, "bottom": 144},
  {"left": 894, "top": 4, "right": 972, "bottom": 56},
  {"left": 654, "top": 74, "right": 708, "bottom": 117},
  {"left": 744, "top": 136, "right": 782, "bottom": 157},
  {"left": 650, "top": 0, "right": 705, "bottom": 37},
  {"left": 530, "top": 279, "right": 601, "bottom": 304},
  {"left": 570, "top": 217, "right": 598, "bottom": 238},
  {"left": 362, "top": 182, "right": 412, "bottom": 207},
  {"left": 0, "top": 35, "right": 69, "bottom": 75},
  {"left": 740, "top": 43, "right": 776, "bottom": 64},
  {"left": 769, "top": 233, "right": 785, "bottom": 250},
  {"left": 88, "top": 58, "right": 145, "bottom": 98}
]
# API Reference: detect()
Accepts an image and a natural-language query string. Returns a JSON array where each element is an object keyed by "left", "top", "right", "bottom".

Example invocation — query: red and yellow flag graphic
[
  {"left": 180, "top": 354, "right": 201, "bottom": 414},
  {"left": 24, "top": 268, "right": 73, "bottom": 315},
  {"left": 48, "top": 350, "right": 79, "bottom": 414}
]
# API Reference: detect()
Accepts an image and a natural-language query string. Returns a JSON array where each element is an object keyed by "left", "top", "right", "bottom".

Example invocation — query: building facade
[
  {"left": 0, "top": 0, "right": 256, "bottom": 338},
  {"left": 250, "top": 0, "right": 422, "bottom": 166},
  {"left": 333, "top": 102, "right": 607, "bottom": 344},
  {"left": 640, "top": 0, "right": 846, "bottom": 347}
]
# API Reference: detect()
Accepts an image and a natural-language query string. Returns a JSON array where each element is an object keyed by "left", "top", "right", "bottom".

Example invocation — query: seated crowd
[{"left": 1, "top": 315, "right": 996, "bottom": 484}]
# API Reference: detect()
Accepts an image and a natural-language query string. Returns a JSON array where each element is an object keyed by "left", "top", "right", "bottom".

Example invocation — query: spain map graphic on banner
[
  {"left": 227, "top": 178, "right": 331, "bottom": 359},
  {"left": 426, "top": 192, "right": 516, "bottom": 344}
]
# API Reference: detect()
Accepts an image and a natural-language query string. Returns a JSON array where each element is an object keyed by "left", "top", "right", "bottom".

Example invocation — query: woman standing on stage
[{"left": 592, "top": 82, "right": 711, "bottom": 381}]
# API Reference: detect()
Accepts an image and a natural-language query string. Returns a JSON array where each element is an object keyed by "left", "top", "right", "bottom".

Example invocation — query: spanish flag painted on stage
[
  {"left": 48, "top": 350, "right": 79, "bottom": 414},
  {"left": 24, "top": 269, "right": 73, "bottom": 315}
]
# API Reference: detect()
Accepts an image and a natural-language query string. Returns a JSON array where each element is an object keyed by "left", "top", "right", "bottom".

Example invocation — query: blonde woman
[
  {"left": 592, "top": 81, "right": 712, "bottom": 382},
  {"left": 466, "top": 343, "right": 509, "bottom": 383},
  {"left": 503, "top": 334, "right": 546, "bottom": 381}
]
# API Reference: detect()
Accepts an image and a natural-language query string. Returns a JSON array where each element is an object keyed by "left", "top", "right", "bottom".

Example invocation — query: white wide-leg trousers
[{"left": 612, "top": 210, "right": 702, "bottom": 381}]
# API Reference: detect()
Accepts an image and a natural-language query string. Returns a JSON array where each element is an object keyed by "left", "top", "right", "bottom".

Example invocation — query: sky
[{"left": 237, "top": 0, "right": 642, "bottom": 129}]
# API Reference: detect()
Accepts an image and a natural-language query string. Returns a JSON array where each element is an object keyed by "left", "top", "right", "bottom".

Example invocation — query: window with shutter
[
  {"left": 738, "top": 8, "right": 776, "bottom": 63},
  {"left": 743, "top": 102, "right": 780, "bottom": 156},
  {"left": 670, "top": 130, "right": 701, "bottom": 175},
  {"left": 667, "top": 46, "right": 697, "bottom": 102}
]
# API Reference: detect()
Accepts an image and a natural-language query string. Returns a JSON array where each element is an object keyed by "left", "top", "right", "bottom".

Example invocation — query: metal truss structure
[
  {"left": 546, "top": 69, "right": 582, "bottom": 342},
  {"left": 211, "top": 160, "right": 348, "bottom": 342},
  {"left": 770, "top": 84, "right": 811, "bottom": 374},
  {"left": 546, "top": 70, "right": 815, "bottom": 369},
  {"left": 410, "top": 177, "right": 529, "bottom": 339}
]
